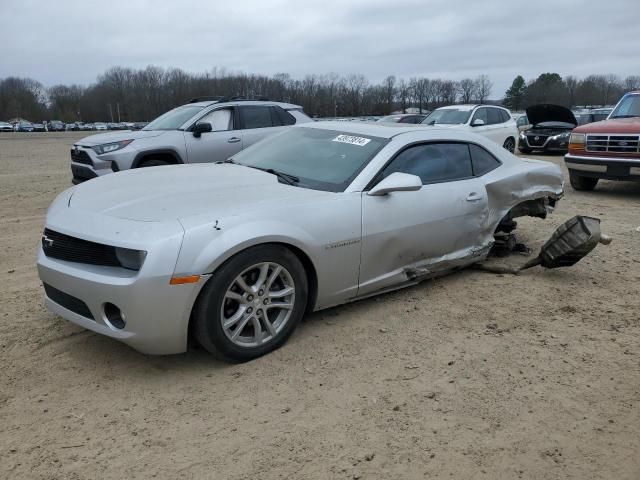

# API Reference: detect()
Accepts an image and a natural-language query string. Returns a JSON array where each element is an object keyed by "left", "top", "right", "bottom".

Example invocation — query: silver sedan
[{"left": 37, "top": 122, "right": 563, "bottom": 361}]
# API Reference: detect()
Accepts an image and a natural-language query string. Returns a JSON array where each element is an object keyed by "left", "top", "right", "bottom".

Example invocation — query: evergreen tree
[{"left": 503, "top": 75, "right": 526, "bottom": 111}]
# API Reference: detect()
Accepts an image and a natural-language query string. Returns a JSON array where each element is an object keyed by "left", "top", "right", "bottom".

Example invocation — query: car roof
[
  {"left": 188, "top": 100, "right": 302, "bottom": 109},
  {"left": 437, "top": 104, "right": 479, "bottom": 111},
  {"left": 295, "top": 120, "right": 459, "bottom": 139}
]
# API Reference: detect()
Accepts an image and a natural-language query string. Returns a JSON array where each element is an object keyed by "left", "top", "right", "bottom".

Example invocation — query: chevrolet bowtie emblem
[{"left": 42, "top": 235, "right": 54, "bottom": 248}]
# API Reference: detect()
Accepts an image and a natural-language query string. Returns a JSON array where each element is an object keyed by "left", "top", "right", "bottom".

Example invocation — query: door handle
[
  {"left": 227, "top": 137, "right": 241, "bottom": 143},
  {"left": 466, "top": 192, "right": 482, "bottom": 202}
]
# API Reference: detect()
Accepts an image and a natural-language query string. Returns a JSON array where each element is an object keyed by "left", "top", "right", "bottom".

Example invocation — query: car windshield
[
  {"left": 230, "top": 127, "right": 388, "bottom": 192},
  {"left": 421, "top": 109, "right": 472, "bottom": 125},
  {"left": 143, "top": 105, "right": 204, "bottom": 131},
  {"left": 610, "top": 95, "right": 640, "bottom": 119},
  {"left": 377, "top": 115, "right": 403, "bottom": 122}
]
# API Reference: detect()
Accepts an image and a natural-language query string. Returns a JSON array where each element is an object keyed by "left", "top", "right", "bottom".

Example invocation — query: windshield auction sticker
[{"left": 332, "top": 135, "right": 371, "bottom": 146}]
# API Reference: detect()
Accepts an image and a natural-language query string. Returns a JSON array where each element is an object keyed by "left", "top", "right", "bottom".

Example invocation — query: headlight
[
  {"left": 569, "top": 133, "right": 585, "bottom": 145},
  {"left": 92, "top": 139, "right": 133, "bottom": 155},
  {"left": 114, "top": 247, "right": 147, "bottom": 271}
]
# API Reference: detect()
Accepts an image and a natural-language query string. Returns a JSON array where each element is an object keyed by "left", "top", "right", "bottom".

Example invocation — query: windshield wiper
[
  {"left": 218, "top": 159, "right": 299, "bottom": 185},
  {"left": 610, "top": 114, "right": 640, "bottom": 119}
]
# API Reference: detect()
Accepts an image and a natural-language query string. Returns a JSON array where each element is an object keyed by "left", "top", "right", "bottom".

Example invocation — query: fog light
[{"left": 104, "top": 302, "right": 126, "bottom": 329}]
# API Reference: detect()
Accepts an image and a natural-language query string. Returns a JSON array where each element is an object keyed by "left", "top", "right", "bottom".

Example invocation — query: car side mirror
[
  {"left": 471, "top": 119, "right": 485, "bottom": 127},
  {"left": 368, "top": 172, "right": 422, "bottom": 196},
  {"left": 193, "top": 122, "right": 212, "bottom": 138}
]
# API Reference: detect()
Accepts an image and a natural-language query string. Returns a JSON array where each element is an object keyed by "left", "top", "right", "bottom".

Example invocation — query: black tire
[
  {"left": 139, "top": 158, "right": 171, "bottom": 168},
  {"left": 193, "top": 244, "right": 308, "bottom": 362},
  {"left": 569, "top": 171, "right": 598, "bottom": 191},
  {"left": 503, "top": 137, "right": 516, "bottom": 153}
]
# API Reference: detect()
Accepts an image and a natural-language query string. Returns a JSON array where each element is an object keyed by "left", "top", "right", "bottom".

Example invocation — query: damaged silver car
[{"left": 38, "top": 122, "right": 563, "bottom": 361}]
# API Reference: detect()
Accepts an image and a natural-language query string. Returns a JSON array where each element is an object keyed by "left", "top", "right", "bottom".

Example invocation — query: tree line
[
  {"left": 0, "top": 66, "right": 638, "bottom": 123},
  {"left": 504, "top": 73, "right": 640, "bottom": 112}
]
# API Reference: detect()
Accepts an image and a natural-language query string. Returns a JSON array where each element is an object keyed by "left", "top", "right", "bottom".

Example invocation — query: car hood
[
  {"left": 68, "top": 164, "right": 329, "bottom": 222},
  {"left": 574, "top": 116, "right": 640, "bottom": 134},
  {"left": 526, "top": 104, "right": 577, "bottom": 127},
  {"left": 76, "top": 129, "right": 166, "bottom": 146},
  {"left": 422, "top": 123, "right": 464, "bottom": 129}
]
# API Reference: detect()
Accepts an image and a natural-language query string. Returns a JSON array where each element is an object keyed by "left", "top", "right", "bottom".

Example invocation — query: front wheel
[
  {"left": 569, "top": 171, "right": 598, "bottom": 191},
  {"left": 139, "top": 158, "right": 171, "bottom": 168},
  {"left": 503, "top": 137, "right": 516, "bottom": 153},
  {"left": 193, "top": 245, "right": 308, "bottom": 362}
]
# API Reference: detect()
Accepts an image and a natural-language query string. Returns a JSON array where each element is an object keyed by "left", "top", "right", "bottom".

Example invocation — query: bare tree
[
  {"left": 624, "top": 75, "right": 640, "bottom": 92},
  {"left": 458, "top": 78, "right": 477, "bottom": 104},
  {"left": 475, "top": 75, "right": 493, "bottom": 104},
  {"left": 565, "top": 75, "right": 578, "bottom": 107},
  {"left": 397, "top": 78, "right": 409, "bottom": 113}
]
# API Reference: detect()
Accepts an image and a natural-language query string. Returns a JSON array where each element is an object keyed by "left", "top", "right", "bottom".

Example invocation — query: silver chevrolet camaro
[{"left": 37, "top": 122, "right": 563, "bottom": 361}]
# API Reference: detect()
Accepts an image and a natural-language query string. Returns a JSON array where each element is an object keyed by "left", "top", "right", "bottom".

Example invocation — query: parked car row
[{"left": 0, "top": 120, "right": 149, "bottom": 132}]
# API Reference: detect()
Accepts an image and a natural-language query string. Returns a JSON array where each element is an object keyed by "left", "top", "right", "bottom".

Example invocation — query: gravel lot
[{"left": 1, "top": 132, "right": 639, "bottom": 479}]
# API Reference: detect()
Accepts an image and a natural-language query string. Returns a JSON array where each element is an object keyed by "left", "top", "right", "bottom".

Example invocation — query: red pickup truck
[{"left": 565, "top": 91, "right": 640, "bottom": 190}]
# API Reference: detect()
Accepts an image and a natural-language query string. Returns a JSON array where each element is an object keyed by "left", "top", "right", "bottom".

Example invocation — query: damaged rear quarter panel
[{"left": 482, "top": 157, "right": 564, "bottom": 232}]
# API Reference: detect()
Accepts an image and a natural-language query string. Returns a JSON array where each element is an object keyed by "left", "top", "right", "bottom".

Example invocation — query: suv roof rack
[
  {"left": 188, "top": 95, "right": 271, "bottom": 104},
  {"left": 188, "top": 96, "right": 226, "bottom": 103}
]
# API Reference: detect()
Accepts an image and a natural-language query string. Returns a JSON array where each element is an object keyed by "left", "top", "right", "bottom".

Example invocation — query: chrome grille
[
  {"left": 526, "top": 134, "right": 548, "bottom": 147},
  {"left": 586, "top": 134, "right": 640, "bottom": 153}
]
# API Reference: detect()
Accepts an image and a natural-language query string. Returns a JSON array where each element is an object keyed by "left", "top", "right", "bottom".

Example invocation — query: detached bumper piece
[
  {"left": 474, "top": 216, "right": 611, "bottom": 275},
  {"left": 521, "top": 216, "right": 611, "bottom": 270}
]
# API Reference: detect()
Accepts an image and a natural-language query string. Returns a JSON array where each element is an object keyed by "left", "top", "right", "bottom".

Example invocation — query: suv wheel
[
  {"left": 193, "top": 245, "right": 308, "bottom": 362},
  {"left": 503, "top": 137, "right": 516, "bottom": 153},
  {"left": 139, "top": 158, "right": 171, "bottom": 168},
  {"left": 569, "top": 171, "right": 598, "bottom": 191}
]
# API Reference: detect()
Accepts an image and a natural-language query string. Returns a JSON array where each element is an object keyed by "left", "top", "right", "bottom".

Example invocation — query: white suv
[
  {"left": 70, "top": 98, "right": 312, "bottom": 183},
  {"left": 421, "top": 105, "right": 519, "bottom": 152}
]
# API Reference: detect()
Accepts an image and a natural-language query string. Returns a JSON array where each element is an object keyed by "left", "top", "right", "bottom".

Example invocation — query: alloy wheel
[{"left": 220, "top": 262, "right": 295, "bottom": 347}]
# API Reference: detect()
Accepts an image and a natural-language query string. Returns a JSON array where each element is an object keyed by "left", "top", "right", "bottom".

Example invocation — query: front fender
[{"left": 174, "top": 219, "right": 321, "bottom": 278}]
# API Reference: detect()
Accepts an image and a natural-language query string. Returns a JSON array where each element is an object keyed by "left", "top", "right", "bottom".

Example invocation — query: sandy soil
[{"left": 0, "top": 132, "right": 639, "bottom": 479}]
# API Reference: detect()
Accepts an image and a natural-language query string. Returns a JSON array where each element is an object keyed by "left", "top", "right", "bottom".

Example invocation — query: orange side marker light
[{"left": 170, "top": 275, "right": 201, "bottom": 285}]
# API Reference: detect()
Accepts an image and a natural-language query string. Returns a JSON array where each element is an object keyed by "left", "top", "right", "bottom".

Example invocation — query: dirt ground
[{"left": 0, "top": 132, "right": 638, "bottom": 479}]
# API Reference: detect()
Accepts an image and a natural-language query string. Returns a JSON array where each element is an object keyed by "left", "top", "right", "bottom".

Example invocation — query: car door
[
  {"left": 358, "top": 142, "right": 489, "bottom": 296},
  {"left": 470, "top": 107, "right": 491, "bottom": 138},
  {"left": 488, "top": 107, "right": 512, "bottom": 144},
  {"left": 184, "top": 106, "right": 243, "bottom": 163},
  {"left": 238, "top": 105, "right": 286, "bottom": 148}
]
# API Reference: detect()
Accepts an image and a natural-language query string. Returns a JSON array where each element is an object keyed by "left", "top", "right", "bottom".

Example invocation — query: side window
[
  {"left": 487, "top": 108, "right": 502, "bottom": 125},
  {"left": 470, "top": 144, "right": 501, "bottom": 176},
  {"left": 198, "top": 108, "right": 233, "bottom": 131},
  {"left": 240, "top": 106, "right": 274, "bottom": 129},
  {"left": 516, "top": 116, "right": 528, "bottom": 127},
  {"left": 500, "top": 110, "right": 511, "bottom": 123},
  {"left": 472, "top": 108, "right": 488, "bottom": 125},
  {"left": 272, "top": 106, "right": 296, "bottom": 126},
  {"left": 381, "top": 143, "right": 473, "bottom": 185}
]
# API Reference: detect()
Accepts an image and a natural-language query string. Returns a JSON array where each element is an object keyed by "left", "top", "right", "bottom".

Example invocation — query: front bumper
[
  {"left": 36, "top": 210, "right": 207, "bottom": 355},
  {"left": 519, "top": 135, "right": 569, "bottom": 153},
  {"left": 38, "top": 250, "right": 208, "bottom": 355},
  {"left": 70, "top": 145, "right": 132, "bottom": 184},
  {"left": 564, "top": 153, "right": 640, "bottom": 181}
]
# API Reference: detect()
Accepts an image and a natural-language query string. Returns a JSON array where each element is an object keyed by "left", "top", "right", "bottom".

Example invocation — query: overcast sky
[{"left": 2, "top": 0, "right": 639, "bottom": 97}]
